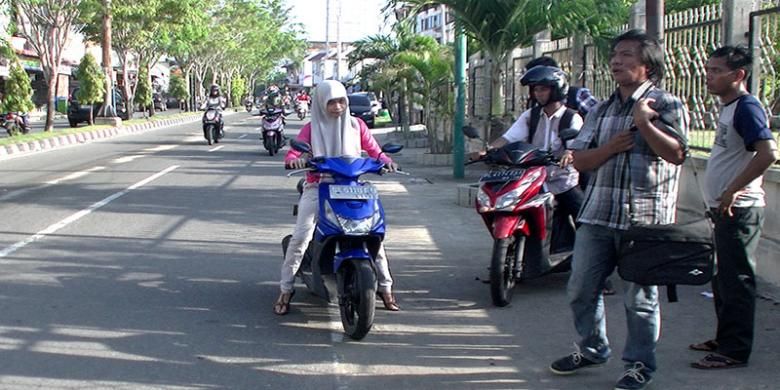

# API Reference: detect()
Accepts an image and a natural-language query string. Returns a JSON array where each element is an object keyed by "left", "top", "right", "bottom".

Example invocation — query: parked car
[
  {"left": 350, "top": 92, "right": 381, "bottom": 115},
  {"left": 347, "top": 93, "right": 375, "bottom": 128},
  {"left": 67, "top": 87, "right": 128, "bottom": 127}
]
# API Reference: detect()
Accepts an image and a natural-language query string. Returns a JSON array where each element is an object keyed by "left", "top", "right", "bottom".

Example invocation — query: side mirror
[
  {"left": 289, "top": 139, "right": 312, "bottom": 154},
  {"left": 381, "top": 143, "right": 403, "bottom": 154},
  {"left": 559, "top": 128, "right": 579, "bottom": 142},
  {"left": 462, "top": 125, "right": 480, "bottom": 139}
]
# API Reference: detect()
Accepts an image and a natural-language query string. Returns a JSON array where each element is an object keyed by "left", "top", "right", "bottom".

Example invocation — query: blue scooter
[{"left": 283, "top": 139, "right": 403, "bottom": 340}]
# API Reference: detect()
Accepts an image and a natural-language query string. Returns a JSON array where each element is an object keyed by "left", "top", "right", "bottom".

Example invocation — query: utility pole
[
  {"left": 453, "top": 23, "right": 466, "bottom": 179},
  {"left": 646, "top": 0, "right": 664, "bottom": 43},
  {"left": 325, "top": 0, "right": 330, "bottom": 80},
  {"left": 96, "top": 0, "right": 119, "bottom": 124},
  {"left": 336, "top": 0, "right": 342, "bottom": 81}
]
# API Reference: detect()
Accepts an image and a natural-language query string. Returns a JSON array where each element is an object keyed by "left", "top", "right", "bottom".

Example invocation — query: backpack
[{"left": 528, "top": 105, "right": 577, "bottom": 143}]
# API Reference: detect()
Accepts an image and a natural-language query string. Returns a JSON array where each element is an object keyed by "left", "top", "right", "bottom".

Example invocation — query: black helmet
[
  {"left": 209, "top": 84, "right": 220, "bottom": 96},
  {"left": 520, "top": 65, "right": 568, "bottom": 102}
]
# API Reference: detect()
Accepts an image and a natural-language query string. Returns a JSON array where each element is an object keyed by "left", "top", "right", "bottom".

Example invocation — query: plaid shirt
[
  {"left": 575, "top": 87, "right": 599, "bottom": 115},
  {"left": 569, "top": 81, "right": 690, "bottom": 230}
]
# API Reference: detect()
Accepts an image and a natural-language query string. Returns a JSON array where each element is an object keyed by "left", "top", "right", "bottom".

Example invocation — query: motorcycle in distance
[
  {"left": 282, "top": 139, "right": 405, "bottom": 340},
  {"left": 245, "top": 100, "right": 253, "bottom": 112},
  {"left": 2, "top": 112, "right": 31, "bottom": 136},
  {"left": 295, "top": 100, "right": 308, "bottom": 120},
  {"left": 463, "top": 125, "right": 580, "bottom": 307},
  {"left": 260, "top": 107, "right": 285, "bottom": 156},
  {"left": 202, "top": 107, "right": 223, "bottom": 145}
]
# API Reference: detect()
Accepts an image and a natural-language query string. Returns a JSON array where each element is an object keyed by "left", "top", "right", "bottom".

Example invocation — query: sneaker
[
  {"left": 615, "top": 362, "right": 653, "bottom": 390},
  {"left": 550, "top": 343, "right": 605, "bottom": 375}
]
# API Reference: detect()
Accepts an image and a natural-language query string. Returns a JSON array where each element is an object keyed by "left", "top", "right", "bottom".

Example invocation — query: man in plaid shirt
[{"left": 548, "top": 30, "right": 689, "bottom": 390}]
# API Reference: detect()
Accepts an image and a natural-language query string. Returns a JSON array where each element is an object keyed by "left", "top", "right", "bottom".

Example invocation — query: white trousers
[{"left": 280, "top": 185, "right": 394, "bottom": 293}]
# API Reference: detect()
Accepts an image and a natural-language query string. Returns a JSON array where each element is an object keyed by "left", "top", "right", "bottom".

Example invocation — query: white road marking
[
  {"left": 0, "top": 165, "right": 180, "bottom": 258},
  {"left": 45, "top": 166, "right": 107, "bottom": 185},
  {"left": 0, "top": 166, "right": 110, "bottom": 202},
  {"left": 238, "top": 134, "right": 247, "bottom": 139},
  {"left": 208, "top": 146, "right": 224, "bottom": 152},
  {"left": 111, "top": 144, "right": 178, "bottom": 164}
]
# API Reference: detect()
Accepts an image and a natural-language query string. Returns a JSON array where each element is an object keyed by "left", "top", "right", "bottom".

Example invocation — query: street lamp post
[{"left": 453, "top": 23, "right": 466, "bottom": 179}]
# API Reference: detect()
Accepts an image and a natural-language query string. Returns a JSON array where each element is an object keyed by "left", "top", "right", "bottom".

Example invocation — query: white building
[{"left": 414, "top": 4, "right": 454, "bottom": 44}]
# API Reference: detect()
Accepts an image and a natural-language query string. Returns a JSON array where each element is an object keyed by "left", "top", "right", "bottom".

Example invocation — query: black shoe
[
  {"left": 550, "top": 344, "right": 605, "bottom": 375},
  {"left": 615, "top": 362, "right": 653, "bottom": 390}
]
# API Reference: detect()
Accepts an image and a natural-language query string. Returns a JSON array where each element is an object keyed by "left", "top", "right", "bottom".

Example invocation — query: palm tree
[
  {"left": 395, "top": 0, "right": 631, "bottom": 118},
  {"left": 349, "top": 25, "right": 435, "bottom": 136},
  {"left": 395, "top": 39, "right": 453, "bottom": 153}
]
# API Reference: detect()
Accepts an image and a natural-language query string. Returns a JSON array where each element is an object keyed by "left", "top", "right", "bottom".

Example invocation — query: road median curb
[{"left": 1, "top": 114, "right": 202, "bottom": 160}]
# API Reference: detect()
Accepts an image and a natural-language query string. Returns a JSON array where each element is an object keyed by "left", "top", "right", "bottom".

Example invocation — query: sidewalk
[
  {"left": 375, "top": 127, "right": 780, "bottom": 389},
  {"left": 0, "top": 112, "right": 205, "bottom": 161}
]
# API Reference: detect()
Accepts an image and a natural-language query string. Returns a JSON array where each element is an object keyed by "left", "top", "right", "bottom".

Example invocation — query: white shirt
[{"left": 501, "top": 105, "right": 583, "bottom": 194}]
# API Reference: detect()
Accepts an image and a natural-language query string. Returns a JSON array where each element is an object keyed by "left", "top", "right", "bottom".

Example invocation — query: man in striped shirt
[{"left": 549, "top": 29, "right": 689, "bottom": 390}]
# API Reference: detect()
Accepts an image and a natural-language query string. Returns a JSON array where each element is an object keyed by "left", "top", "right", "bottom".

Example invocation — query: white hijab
[{"left": 310, "top": 80, "right": 360, "bottom": 158}]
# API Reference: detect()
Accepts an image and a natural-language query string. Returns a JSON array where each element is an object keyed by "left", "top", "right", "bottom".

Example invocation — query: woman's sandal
[
  {"left": 691, "top": 353, "right": 747, "bottom": 369},
  {"left": 273, "top": 291, "right": 295, "bottom": 316},
  {"left": 689, "top": 339, "right": 719, "bottom": 352},
  {"left": 377, "top": 292, "right": 400, "bottom": 311}
]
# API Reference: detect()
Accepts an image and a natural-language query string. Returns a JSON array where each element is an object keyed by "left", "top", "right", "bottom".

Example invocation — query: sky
[{"left": 287, "top": 0, "right": 391, "bottom": 43}]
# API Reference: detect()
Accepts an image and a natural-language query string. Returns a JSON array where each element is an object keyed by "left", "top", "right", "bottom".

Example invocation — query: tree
[
  {"left": 395, "top": 38, "right": 453, "bottom": 153},
  {"left": 75, "top": 53, "right": 106, "bottom": 125},
  {"left": 168, "top": 73, "right": 189, "bottom": 109},
  {"left": 13, "top": 0, "right": 82, "bottom": 132},
  {"left": 666, "top": 0, "right": 718, "bottom": 13},
  {"left": 230, "top": 76, "right": 246, "bottom": 107},
  {"left": 394, "top": 0, "right": 632, "bottom": 119},
  {"left": 2, "top": 62, "right": 34, "bottom": 135},
  {"left": 135, "top": 65, "right": 152, "bottom": 118},
  {"left": 348, "top": 26, "right": 437, "bottom": 137}
]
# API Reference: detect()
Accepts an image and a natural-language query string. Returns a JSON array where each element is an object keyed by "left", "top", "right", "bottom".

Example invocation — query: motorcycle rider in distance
[
  {"left": 296, "top": 89, "right": 311, "bottom": 107},
  {"left": 274, "top": 80, "right": 401, "bottom": 316},
  {"left": 469, "top": 65, "right": 585, "bottom": 226},
  {"left": 201, "top": 84, "right": 227, "bottom": 138}
]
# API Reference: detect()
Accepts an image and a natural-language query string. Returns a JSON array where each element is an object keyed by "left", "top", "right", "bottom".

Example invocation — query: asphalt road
[{"left": 0, "top": 113, "right": 778, "bottom": 389}]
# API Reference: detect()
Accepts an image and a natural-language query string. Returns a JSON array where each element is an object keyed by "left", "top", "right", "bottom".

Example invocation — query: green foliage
[
  {"left": 230, "top": 76, "right": 247, "bottom": 107},
  {"left": 2, "top": 62, "right": 35, "bottom": 113},
  {"left": 75, "top": 53, "right": 105, "bottom": 105},
  {"left": 395, "top": 0, "right": 631, "bottom": 61},
  {"left": 169, "top": 73, "right": 189, "bottom": 101},
  {"left": 666, "top": 0, "right": 719, "bottom": 13},
  {"left": 135, "top": 66, "right": 153, "bottom": 108}
]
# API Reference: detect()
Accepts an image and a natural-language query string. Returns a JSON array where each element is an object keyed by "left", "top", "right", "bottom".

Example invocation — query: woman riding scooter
[{"left": 274, "top": 80, "right": 401, "bottom": 315}]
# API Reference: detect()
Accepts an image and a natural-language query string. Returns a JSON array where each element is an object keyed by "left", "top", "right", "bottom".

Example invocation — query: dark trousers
[
  {"left": 710, "top": 207, "right": 764, "bottom": 362},
  {"left": 555, "top": 186, "right": 584, "bottom": 223}
]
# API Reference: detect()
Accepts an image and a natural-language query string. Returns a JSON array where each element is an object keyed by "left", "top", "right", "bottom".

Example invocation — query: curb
[{"left": 0, "top": 114, "right": 202, "bottom": 160}]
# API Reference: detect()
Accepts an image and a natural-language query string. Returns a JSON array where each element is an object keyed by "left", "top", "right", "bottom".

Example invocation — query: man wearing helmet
[{"left": 470, "top": 65, "right": 585, "bottom": 224}]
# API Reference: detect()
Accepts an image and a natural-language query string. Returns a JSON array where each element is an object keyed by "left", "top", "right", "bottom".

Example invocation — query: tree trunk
[
  {"left": 147, "top": 63, "right": 156, "bottom": 117},
  {"left": 44, "top": 76, "right": 56, "bottom": 132}
]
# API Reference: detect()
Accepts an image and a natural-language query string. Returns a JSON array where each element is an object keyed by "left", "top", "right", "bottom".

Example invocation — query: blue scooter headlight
[{"left": 326, "top": 200, "right": 382, "bottom": 235}]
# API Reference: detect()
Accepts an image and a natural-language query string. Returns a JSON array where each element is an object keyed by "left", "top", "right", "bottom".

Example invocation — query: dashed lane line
[{"left": 0, "top": 165, "right": 180, "bottom": 258}]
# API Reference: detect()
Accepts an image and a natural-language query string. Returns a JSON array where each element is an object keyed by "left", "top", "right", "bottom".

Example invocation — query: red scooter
[{"left": 464, "top": 126, "right": 579, "bottom": 306}]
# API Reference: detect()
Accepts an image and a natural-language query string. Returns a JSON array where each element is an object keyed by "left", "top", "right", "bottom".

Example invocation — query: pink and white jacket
[{"left": 285, "top": 118, "right": 393, "bottom": 183}]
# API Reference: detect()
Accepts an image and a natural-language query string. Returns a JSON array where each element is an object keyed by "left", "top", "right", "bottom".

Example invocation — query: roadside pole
[{"left": 453, "top": 24, "right": 466, "bottom": 179}]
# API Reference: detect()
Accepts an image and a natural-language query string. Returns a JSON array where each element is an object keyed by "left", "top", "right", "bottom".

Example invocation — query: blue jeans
[{"left": 567, "top": 223, "right": 660, "bottom": 372}]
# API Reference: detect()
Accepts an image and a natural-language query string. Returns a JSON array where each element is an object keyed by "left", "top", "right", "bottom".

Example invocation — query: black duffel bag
[{"left": 618, "top": 216, "right": 715, "bottom": 302}]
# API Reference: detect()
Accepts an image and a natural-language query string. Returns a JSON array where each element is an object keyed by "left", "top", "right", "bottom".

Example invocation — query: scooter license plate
[
  {"left": 329, "top": 185, "right": 377, "bottom": 199},
  {"left": 480, "top": 170, "right": 523, "bottom": 182}
]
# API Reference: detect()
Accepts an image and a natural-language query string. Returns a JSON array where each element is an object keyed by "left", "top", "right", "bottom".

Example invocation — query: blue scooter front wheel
[{"left": 337, "top": 260, "right": 376, "bottom": 340}]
